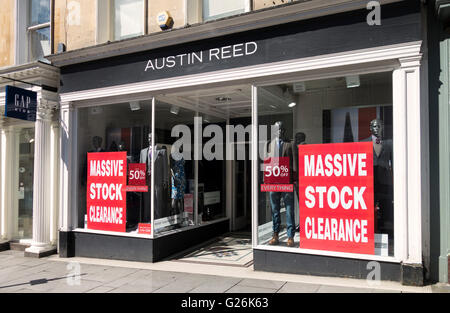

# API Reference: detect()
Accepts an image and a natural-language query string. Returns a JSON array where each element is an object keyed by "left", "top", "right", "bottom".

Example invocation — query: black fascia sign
[{"left": 5, "top": 85, "right": 37, "bottom": 122}]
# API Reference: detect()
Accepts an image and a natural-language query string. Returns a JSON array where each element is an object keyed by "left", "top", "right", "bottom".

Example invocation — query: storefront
[
  {"left": 0, "top": 61, "right": 60, "bottom": 257},
  {"left": 50, "top": 1, "right": 429, "bottom": 285}
]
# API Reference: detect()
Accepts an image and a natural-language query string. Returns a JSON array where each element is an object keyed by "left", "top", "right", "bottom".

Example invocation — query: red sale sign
[
  {"left": 299, "top": 142, "right": 374, "bottom": 254},
  {"left": 128, "top": 163, "right": 146, "bottom": 186},
  {"left": 87, "top": 152, "right": 127, "bottom": 232},
  {"left": 261, "top": 157, "right": 293, "bottom": 192},
  {"left": 126, "top": 163, "right": 148, "bottom": 192}
]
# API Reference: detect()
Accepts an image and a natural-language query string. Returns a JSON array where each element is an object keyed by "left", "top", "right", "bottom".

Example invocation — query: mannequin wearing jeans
[{"left": 264, "top": 121, "right": 295, "bottom": 247}]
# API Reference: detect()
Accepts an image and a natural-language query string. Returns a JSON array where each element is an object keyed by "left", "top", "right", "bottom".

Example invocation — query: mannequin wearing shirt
[
  {"left": 140, "top": 133, "right": 169, "bottom": 222},
  {"left": 264, "top": 121, "right": 295, "bottom": 247},
  {"left": 363, "top": 119, "right": 393, "bottom": 236}
]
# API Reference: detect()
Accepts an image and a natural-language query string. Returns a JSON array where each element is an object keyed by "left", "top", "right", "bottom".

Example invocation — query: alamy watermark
[
  {"left": 66, "top": 261, "right": 81, "bottom": 286},
  {"left": 367, "top": 1, "right": 381, "bottom": 26}
]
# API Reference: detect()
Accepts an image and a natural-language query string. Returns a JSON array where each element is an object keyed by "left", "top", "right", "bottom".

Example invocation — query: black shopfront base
[
  {"left": 254, "top": 249, "right": 424, "bottom": 286},
  {"left": 58, "top": 219, "right": 229, "bottom": 262}
]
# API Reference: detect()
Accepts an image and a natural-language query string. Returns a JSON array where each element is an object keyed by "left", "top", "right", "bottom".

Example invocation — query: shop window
[
  {"left": 257, "top": 72, "right": 394, "bottom": 257},
  {"left": 152, "top": 98, "right": 227, "bottom": 236},
  {"left": 77, "top": 96, "right": 227, "bottom": 236},
  {"left": 18, "top": 128, "right": 35, "bottom": 239},
  {"left": 77, "top": 102, "right": 153, "bottom": 234}
]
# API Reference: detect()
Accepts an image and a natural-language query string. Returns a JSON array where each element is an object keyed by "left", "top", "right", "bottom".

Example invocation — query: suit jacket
[
  {"left": 361, "top": 137, "right": 393, "bottom": 186},
  {"left": 140, "top": 146, "right": 169, "bottom": 185},
  {"left": 264, "top": 138, "right": 294, "bottom": 184}
]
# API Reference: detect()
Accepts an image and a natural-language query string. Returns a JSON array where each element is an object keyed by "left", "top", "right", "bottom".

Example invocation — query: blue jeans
[{"left": 269, "top": 192, "right": 295, "bottom": 238}]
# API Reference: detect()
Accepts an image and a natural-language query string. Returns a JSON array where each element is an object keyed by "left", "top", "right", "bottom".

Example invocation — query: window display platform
[{"left": 58, "top": 219, "right": 229, "bottom": 262}]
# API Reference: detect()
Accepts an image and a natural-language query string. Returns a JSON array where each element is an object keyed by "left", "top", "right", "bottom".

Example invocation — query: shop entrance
[{"left": 231, "top": 142, "right": 251, "bottom": 232}]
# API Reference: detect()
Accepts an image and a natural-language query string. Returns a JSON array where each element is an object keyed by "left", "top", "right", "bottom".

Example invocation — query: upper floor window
[
  {"left": 97, "top": 0, "right": 145, "bottom": 43},
  {"left": 202, "top": 0, "right": 246, "bottom": 21},
  {"left": 113, "top": 0, "right": 145, "bottom": 40},
  {"left": 28, "top": 0, "right": 51, "bottom": 61},
  {"left": 187, "top": 0, "right": 250, "bottom": 25}
]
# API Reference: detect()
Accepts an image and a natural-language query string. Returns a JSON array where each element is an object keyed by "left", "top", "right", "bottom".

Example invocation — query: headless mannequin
[
  {"left": 140, "top": 133, "right": 169, "bottom": 221},
  {"left": 265, "top": 121, "right": 295, "bottom": 247}
]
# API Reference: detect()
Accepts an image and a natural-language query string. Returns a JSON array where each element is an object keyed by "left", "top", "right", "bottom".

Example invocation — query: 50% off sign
[{"left": 261, "top": 157, "right": 293, "bottom": 192}]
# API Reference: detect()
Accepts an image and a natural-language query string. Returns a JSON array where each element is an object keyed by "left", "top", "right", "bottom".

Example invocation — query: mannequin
[
  {"left": 264, "top": 121, "right": 295, "bottom": 247},
  {"left": 140, "top": 133, "right": 169, "bottom": 221},
  {"left": 365, "top": 119, "right": 393, "bottom": 237},
  {"left": 170, "top": 146, "right": 186, "bottom": 216},
  {"left": 90, "top": 136, "right": 105, "bottom": 152}
]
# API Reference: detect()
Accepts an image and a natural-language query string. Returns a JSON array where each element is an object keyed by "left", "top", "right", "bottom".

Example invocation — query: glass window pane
[
  {"left": 77, "top": 101, "right": 152, "bottom": 234},
  {"left": 257, "top": 72, "right": 394, "bottom": 257},
  {"left": 152, "top": 100, "right": 196, "bottom": 235},
  {"left": 29, "top": 0, "right": 50, "bottom": 26},
  {"left": 114, "top": 0, "right": 144, "bottom": 40},
  {"left": 29, "top": 27, "right": 51, "bottom": 61},
  {"left": 203, "top": 0, "right": 246, "bottom": 21},
  {"left": 18, "top": 128, "right": 35, "bottom": 239}
]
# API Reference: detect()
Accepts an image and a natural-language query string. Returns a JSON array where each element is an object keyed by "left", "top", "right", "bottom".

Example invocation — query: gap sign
[
  {"left": 298, "top": 142, "right": 375, "bottom": 255},
  {"left": 5, "top": 86, "right": 37, "bottom": 122}
]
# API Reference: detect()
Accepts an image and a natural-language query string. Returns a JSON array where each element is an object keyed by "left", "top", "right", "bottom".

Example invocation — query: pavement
[{"left": 0, "top": 250, "right": 445, "bottom": 293}]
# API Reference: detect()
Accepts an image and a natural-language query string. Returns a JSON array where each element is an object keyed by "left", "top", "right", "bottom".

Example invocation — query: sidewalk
[{"left": 0, "top": 250, "right": 442, "bottom": 293}]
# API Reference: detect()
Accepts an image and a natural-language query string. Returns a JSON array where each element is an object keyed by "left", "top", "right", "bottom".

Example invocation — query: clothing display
[
  {"left": 362, "top": 120, "right": 394, "bottom": 237},
  {"left": 264, "top": 122, "right": 295, "bottom": 241},
  {"left": 171, "top": 157, "right": 186, "bottom": 200},
  {"left": 140, "top": 145, "right": 170, "bottom": 220}
]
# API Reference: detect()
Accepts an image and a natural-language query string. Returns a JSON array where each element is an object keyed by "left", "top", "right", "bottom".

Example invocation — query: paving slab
[
  {"left": 225, "top": 285, "right": 278, "bottom": 293},
  {"left": 81, "top": 266, "right": 139, "bottom": 284},
  {"left": 189, "top": 277, "right": 242, "bottom": 293},
  {"left": 277, "top": 282, "right": 321, "bottom": 293},
  {"left": 316, "top": 285, "right": 374, "bottom": 293},
  {"left": 104, "top": 269, "right": 154, "bottom": 288},
  {"left": 109, "top": 282, "right": 157, "bottom": 293},
  {"left": 237, "top": 278, "right": 285, "bottom": 290},
  {"left": 152, "top": 274, "right": 214, "bottom": 293},
  {"left": 87, "top": 286, "right": 117, "bottom": 293}
]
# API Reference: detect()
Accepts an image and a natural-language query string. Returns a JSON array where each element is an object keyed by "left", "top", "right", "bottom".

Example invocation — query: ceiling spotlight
[
  {"left": 170, "top": 105, "right": 180, "bottom": 115},
  {"left": 346, "top": 75, "right": 361, "bottom": 88},
  {"left": 129, "top": 101, "right": 141, "bottom": 111},
  {"left": 288, "top": 102, "right": 297, "bottom": 108}
]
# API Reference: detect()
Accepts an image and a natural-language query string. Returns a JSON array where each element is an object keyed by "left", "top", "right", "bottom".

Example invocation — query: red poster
[
  {"left": 138, "top": 223, "right": 152, "bottom": 235},
  {"left": 298, "top": 142, "right": 374, "bottom": 254},
  {"left": 87, "top": 152, "right": 127, "bottom": 232},
  {"left": 261, "top": 157, "right": 293, "bottom": 192},
  {"left": 184, "top": 194, "right": 194, "bottom": 213},
  {"left": 126, "top": 163, "right": 148, "bottom": 192},
  {"left": 128, "top": 163, "right": 146, "bottom": 186}
]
